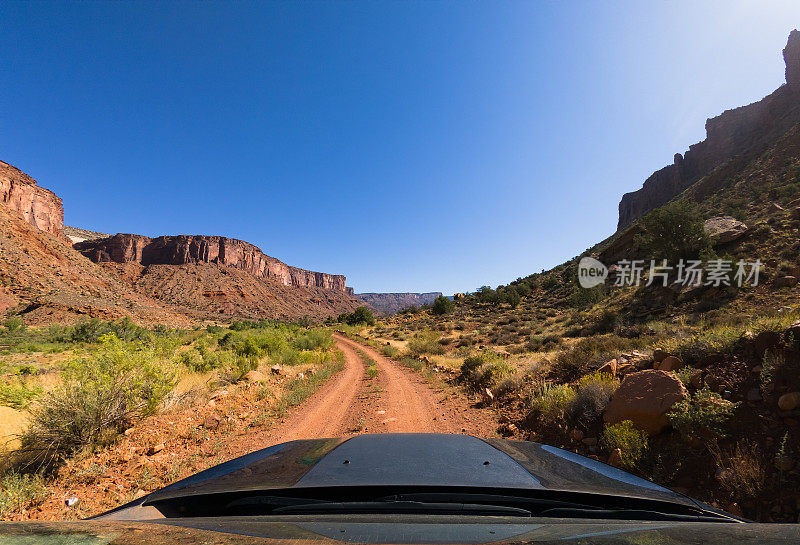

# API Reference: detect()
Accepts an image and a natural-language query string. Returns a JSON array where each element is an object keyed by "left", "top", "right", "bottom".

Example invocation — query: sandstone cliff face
[
  {"left": 618, "top": 30, "right": 800, "bottom": 230},
  {"left": 0, "top": 161, "right": 64, "bottom": 236},
  {"left": 356, "top": 292, "right": 443, "bottom": 315},
  {"left": 75, "top": 234, "right": 348, "bottom": 292}
]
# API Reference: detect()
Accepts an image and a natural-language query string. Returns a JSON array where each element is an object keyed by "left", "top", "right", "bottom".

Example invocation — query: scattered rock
[
  {"left": 703, "top": 216, "right": 748, "bottom": 244},
  {"left": 778, "top": 392, "right": 800, "bottom": 411},
  {"left": 746, "top": 388, "right": 762, "bottom": 402},
  {"left": 607, "top": 448, "right": 624, "bottom": 468},
  {"left": 65, "top": 497, "right": 79, "bottom": 508},
  {"left": 689, "top": 369, "right": 704, "bottom": 389},
  {"left": 483, "top": 388, "right": 494, "bottom": 403},
  {"left": 244, "top": 370, "right": 265, "bottom": 382},
  {"left": 270, "top": 365, "right": 286, "bottom": 376},
  {"left": 652, "top": 349, "right": 668, "bottom": 364},
  {"left": 296, "top": 372, "right": 305, "bottom": 380},
  {"left": 124, "top": 427, "right": 135, "bottom": 436},
  {"left": 597, "top": 359, "right": 617, "bottom": 376},
  {"left": 133, "top": 489, "right": 147, "bottom": 500},
  {"left": 603, "top": 370, "right": 689, "bottom": 435},
  {"left": 146, "top": 443, "right": 164, "bottom": 456},
  {"left": 727, "top": 503, "right": 744, "bottom": 518},
  {"left": 659, "top": 355, "right": 683, "bottom": 372},
  {"left": 570, "top": 429, "right": 584, "bottom": 441},
  {"left": 774, "top": 276, "right": 798, "bottom": 288},
  {"left": 581, "top": 437, "right": 598, "bottom": 446},
  {"left": 203, "top": 414, "right": 221, "bottom": 430},
  {"left": 210, "top": 389, "right": 229, "bottom": 399},
  {"left": 753, "top": 331, "right": 782, "bottom": 356},
  {"left": 206, "top": 399, "right": 216, "bottom": 408}
]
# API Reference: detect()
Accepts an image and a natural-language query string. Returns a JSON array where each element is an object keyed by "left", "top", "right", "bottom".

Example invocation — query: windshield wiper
[
  {"left": 271, "top": 501, "right": 531, "bottom": 517},
  {"left": 537, "top": 507, "right": 730, "bottom": 522}
]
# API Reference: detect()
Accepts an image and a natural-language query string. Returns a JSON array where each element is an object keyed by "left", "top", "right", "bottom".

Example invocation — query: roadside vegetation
[{"left": 0, "top": 317, "right": 344, "bottom": 519}]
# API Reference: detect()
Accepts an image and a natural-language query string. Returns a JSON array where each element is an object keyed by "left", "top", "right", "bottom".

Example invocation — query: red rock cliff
[
  {"left": 75, "top": 234, "right": 348, "bottom": 292},
  {"left": 0, "top": 161, "right": 64, "bottom": 236},
  {"left": 617, "top": 30, "right": 800, "bottom": 230}
]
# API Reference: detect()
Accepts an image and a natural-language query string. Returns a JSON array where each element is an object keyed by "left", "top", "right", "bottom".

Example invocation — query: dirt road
[{"left": 270, "top": 334, "right": 498, "bottom": 441}]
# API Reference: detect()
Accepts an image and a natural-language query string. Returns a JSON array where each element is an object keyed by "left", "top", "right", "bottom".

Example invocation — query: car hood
[{"left": 105, "top": 434, "right": 697, "bottom": 515}]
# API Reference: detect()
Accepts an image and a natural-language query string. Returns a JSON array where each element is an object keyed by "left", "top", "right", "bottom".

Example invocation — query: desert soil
[{"left": 11, "top": 335, "right": 498, "bottom": 521}]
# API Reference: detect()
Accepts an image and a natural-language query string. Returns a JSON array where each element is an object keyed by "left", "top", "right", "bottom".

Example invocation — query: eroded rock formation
[
  {"left": 75, "top": 234, "right": 348, "bottom": 292},
  {"left": 0, "top": 160, "right": 64, "bottom": 236},
  {"left": 617, "top": 30, "right": 800, "bottom": 230}
]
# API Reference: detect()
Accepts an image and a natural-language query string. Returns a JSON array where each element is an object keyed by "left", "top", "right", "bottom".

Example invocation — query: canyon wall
[
  {"left": 0, "top": 160, "right": 64, "bottom": 236},
  {"left": 356, "top": 292, "right": 443, "bottom": 315},
  {"left": 617, "top": 30, "right": 800, "bottom": 230},
  {"left": 75, "top": 234, "right": 348, "bottom": 292}
]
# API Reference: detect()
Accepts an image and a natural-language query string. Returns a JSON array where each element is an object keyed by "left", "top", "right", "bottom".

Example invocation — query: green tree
[
  {"left": 431, "top": 295, "right": 455, "bottom": 315},
  {"left": 345, "top": 306, "right": 375, "bottom": 326},
  {"left": 634, "top": 199, "right": 709, "bottom": 262}
]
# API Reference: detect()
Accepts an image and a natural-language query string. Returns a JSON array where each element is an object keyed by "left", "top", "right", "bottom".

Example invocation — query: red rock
[
  {"left": 774, "top": 276, "right": 798, "bottom": 288},
  {"left": 203, "top": 415, "right": 221, "bottom": 430},
  {"left": 659, "top": 355, "right": 683, "bottom": 372},
  {"left": 703, "top": 217, "right": 748, "bottom": 244},
  {"left": 597, "top": 359, "right": 617, "bottom": 376},
  {"left": 753, "top": 331, "right": 782, "bottom": 355},
  {"left": 0, "top": 161, "right": 64, "bottom": 236},
  {"left": 570, "top": 429, "right": 584, "bottom": 441},
  {"left": 244, "top": 370, "right": 265, "bottom": 382},
  {"left": 607, "top": 448, "right": 624, "bottom": 468},
  {"left": 75, "top": 234, "right": 348, "bottom": 292},
  {"left": 146, "top": 443, "right": 164, "bottom": 456},
  {"left": 689, "top": 369, "right": 704, "bottom": 389},
  {"left": 617, "top": 32, "right": 800, "bottom": 230},
  {"left": 778, "top": 392, "right": 800, "bottom": 411},
  {"left": 603, "top": 370, "right": 689, "bottom": 435},
  {"left": 652, "top": 349, "right": 668, "bottom": 364}
]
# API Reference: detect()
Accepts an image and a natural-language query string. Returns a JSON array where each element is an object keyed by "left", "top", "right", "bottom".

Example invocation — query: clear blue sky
[{"left": 2, "top": 1, "right": 799, "bottom": 294}]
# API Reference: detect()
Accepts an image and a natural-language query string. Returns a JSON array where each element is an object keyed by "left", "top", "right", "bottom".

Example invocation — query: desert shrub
[
  {"left": 1, "top": 317, "right": 25, "bottom": 336},
  {"left": 0, "top": 380, "right": 40, "bottom": 410},
  {"left": 634, "top": 199, "right": 710, "bottom": 262},
  {"left": 23, "top": 334, "right": 176, "bottom": 458},
  {"left": 0, "top": 472, "right": 48, "bottom": 518},
  {"left": 527, "top": 333, "right": 563, "bottom": 352},
  {"left": 233, "top": 354, "right": 258, "bottom": 378},
  {"left": 601, "top": 420, "right": 648, "bottom": 468},
  {"left": 176, "top": 349, "right": 204, "bottom": 371},
  {"left": 206, "top": 324, "right": 224, "bottom": 334},
  {"left": 461, "top": 354, "right": 487, "bottom": 381},
  {"left": 407, "top": 331, "right": 446, "bottom": 355},
  {"left": 432, "top": 295, "right": 455, "bottom": 315},
  {"left": 529, "top": 383, "right": 576, "bottom": 429},
  {"left": 568, "top": 372, "right": 619, "bottom": 429},
  {"left": 235, "top": 337, "right": 262, "bottom": 360},
  {"left": 473, "top": 359, "right": 516, "bottom": 390},
  {"left": 292, "top": 329, "right": 333, "bottom": 351},
  {"left": 280, "top": 348, "right": 302, "bottom": 367},
  {"left": 710, "top": 441, "right": 766, "bottom": 502},
  {"left": 381, "top": 344, "right": 399, "bottom": 358},
  {"left": 668, "top": 387, "right": 739, "bottom": 442},
  {"left": 218, "top": 331, "right": 238, "bottom": 349},
  {"left": 340, "top": 306, "right": 375, "bottom": 326},
  {"left": 549, "top": 335, "right": 641, "bottom": 383}
]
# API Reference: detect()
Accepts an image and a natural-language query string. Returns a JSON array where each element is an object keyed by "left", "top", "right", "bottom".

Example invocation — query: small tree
[
  {"left": 345, "top": 306, "right": 375, "bottom": 326},
  {"left": 432, "top": 295, "right": 455, "bottom": 315},
  {"left": 634, "top": 199, "right": 709, "bottom": 262}
]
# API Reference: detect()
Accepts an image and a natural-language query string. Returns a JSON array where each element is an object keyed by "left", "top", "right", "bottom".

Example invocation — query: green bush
[
  {"left": 529, "top": 383, "right": 576, "bottom": 429},
  {"left": 601, "top": 420, "right": 648, "bottom": 468},
  {"left": 633, "top": 199, "right": 710, "bottom": 262},
  {"left": 381, "top": 344, "right": 400, "bottom": 358},
  {"left": 1, "top": 317, "right": 25, "bottom": 336},
  {"left": 668, "top": 387, "right": 739, "bottom": 441},
  {"left": 568, "top": 372, "right": 619, "bottom": 429},
  {"left": 292, "top": 329, "right": 333, "bottom": 351},
  {"left": 407, "top": 331, "right": 446, "bottom": 355},
  {"left": 340, "top": 306, "right": 375, "bottom": 326},
  {"left": 23, "top": 334, "right": 176, "bottom": 457},
  {"left": 0, "top": 380, "right": 40, "bottom": 409},
  {"left": 0, "top": 472, "right": 47, "bottom": 518},
  {"left": 432, "top": 296, "right": 455, "bottom": 315}
]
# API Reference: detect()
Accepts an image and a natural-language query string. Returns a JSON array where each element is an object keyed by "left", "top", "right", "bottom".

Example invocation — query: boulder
[
  {"left": 607, "top": 448, "right": 624, "bottom": 468},
  {"left": 203, "top": 414, "right": 221, "bottom": 430},
  {"left": 778, "top": 391, "right": 800, "bottom": 411},
  {"left": 703, "top": 216, "right": 748, "bottom": 244},
  {"left": 774, "top": 276, "right": 798, "bottom": 288},
  {"left": 753, "top": 331, "right": 782, "bottom": 356},
  {"left": 689, "top": 369, "right": 704, "bottom": 389},
  {"left": 271, "top": 365, "right": 287, "bottom": 376},
  {"left": 652, "top": 349, "right": 668, "bottom": 364},
  {"left": 597, "top": 359, "right": 617, "bottom": 376},
  {"left": 659, "top": 356, "right": 683, "bottom": 372},
  {"left": 244, "top": 370, "right": 265, "bottom": 382},
  {"left": 603, "top": 370, "right": 689, "bottom": 435}
]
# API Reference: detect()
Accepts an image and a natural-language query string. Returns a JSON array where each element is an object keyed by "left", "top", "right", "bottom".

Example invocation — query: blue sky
[{"left": 2, "top": 1, "right": 799, "bottom": 294}]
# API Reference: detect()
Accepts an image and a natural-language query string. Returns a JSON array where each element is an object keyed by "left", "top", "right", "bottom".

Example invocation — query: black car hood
[{"left": 125, "top": 434, "right": 693, "bottom": 510}]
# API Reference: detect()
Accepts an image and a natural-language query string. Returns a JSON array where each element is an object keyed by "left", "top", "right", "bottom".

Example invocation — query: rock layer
[
  {"left": 0, "top": 160, "right": 64, "bottom": 236},
  {"left": 75, "top": 234, "right": 348, "bottom": 292},
  {"left": 617, "top": 30, "right": 800, "bottom": 230}
]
